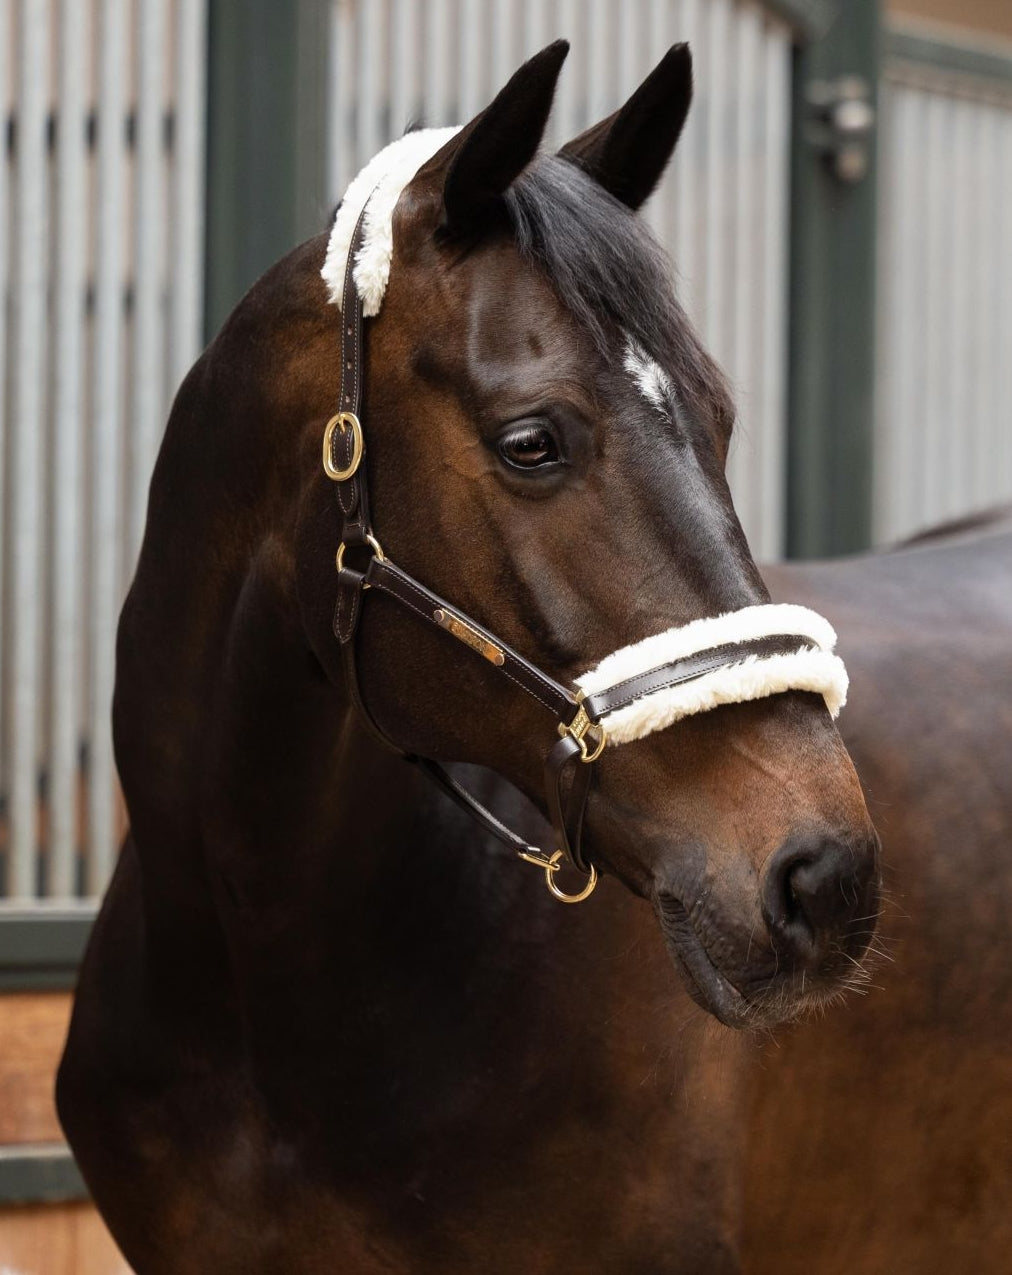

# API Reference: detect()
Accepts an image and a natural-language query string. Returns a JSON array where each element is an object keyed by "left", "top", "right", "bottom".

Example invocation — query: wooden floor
[{"left": 0, "top": 993, "right": 130, "bottom": 1274}]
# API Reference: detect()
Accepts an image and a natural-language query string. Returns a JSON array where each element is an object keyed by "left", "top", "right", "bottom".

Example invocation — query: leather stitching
[{"left": 374, "top": 565, "right": 566, "bottom": 716}]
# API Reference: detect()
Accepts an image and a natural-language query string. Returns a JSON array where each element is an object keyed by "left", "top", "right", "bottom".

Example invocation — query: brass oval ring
[
  {"left": 544, "top": 853, "right": 598, "bottom": 904},
  {"left": 323, "top": 412, "right": 364, "bottom": 481},
  {"left": 335, "top": 533, "right": 385, "bottom": 573}
]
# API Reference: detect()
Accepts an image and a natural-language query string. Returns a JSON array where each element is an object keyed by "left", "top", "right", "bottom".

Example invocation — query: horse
[{"left": 58, "top": 39, "right": 1007, "bottom": 1272}]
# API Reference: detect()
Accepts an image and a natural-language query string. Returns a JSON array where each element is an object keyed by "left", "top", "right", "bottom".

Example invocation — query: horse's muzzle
[{"left": 654, "top": 828, "right": 881, "bottom": 1029}]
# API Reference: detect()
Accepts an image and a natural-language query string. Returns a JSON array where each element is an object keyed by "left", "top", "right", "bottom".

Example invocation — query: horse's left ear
[
  {"left": 439, "top": 39, "right": 569, "bottom": 234},
  {"left": 559, "top": 44, "right": 692, "bottom": 210}
]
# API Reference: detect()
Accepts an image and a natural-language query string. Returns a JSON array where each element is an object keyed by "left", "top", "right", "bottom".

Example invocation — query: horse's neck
[{"left": 120, "top": 509, "right": 541, "bottom": 973}]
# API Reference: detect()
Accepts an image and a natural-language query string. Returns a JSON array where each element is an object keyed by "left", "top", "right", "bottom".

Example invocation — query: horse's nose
[{"left": 761, "top": 834, "right": 879, "bottom": 969}]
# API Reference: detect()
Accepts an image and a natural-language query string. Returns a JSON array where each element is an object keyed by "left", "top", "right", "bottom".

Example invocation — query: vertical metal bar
[
  {"left": 9, "top": 0, "right": 51, "bottom": 898},
  {"left": 643, "top": 0, "right": 672, "bottom": 248},
  {"left": 758, "top": 21, "right": 790, "bottom": 559},
  {"left": 702, "top": 0, "right": 730, "bottom": 360},
  {"left": 963, "top": 99, "right": 989, "bottom": 507},
  {"left": 725, "top": 4, "right": 754, "bottom": 546},
  {"left": 0, "top": 0, "right": 11, "bottom": 826},
  {"left": 972, "top": 100, "right": 998, "bottom": 508},
  {"left": 88, "top": 0, "right": 129, "bottom": 895},
  {"left": 673, "top": 0, "right": 701, "bottom": 321},
  {"left": 523, "top": 0, "right": 548, "bottom": 60},
  {"left": 907, "top": 86, "right": 932, "bottom": 532},
  {"left": 490, "top": 0, "right": 519, "bottom": 92},
  {"left": 423, "top": 0, "right": 448, "bottom": 125},
  {"left": 871, "top": 79, "right": 894, "bottom": 541},
  {"left": 614, "top": 0, "right": 639, "bottom": 100},
  {"left": 356, "top": 0, "right": 383, "bottom": 161},
  {"left": 48, "top": 0, "right": 90, "bottom": 898},
  {"left": 458, "top": 0, "right": 485, "bottom": 123},
  {"left": 586, "top": 0, "right": 612, "bottom": 126},
  {"left": 947, "top": 94, "right": 971, "bottom": 520},
  {"left": 874, "top": 80, "right": 906, "bottom": 543},
  {"left": 330, "top": 0, "right": 357, "bottom": 199},
  {"left": 999, "top": 107, "right": 1012, "bottom": 506},
  {"left": 389, "top": 0, "right": 420, "bottom": 137},
  {"left": 727, "top": 3, "right": 759, "bottom": 553},
  {"left": 553, "top": 0, "right": 582, "bottom": 147},
  {"left": 423, "top": 0, "right": 452, "bottom": 127},
  {"left": 921, "top": 90, "right": 945, "bottom": 528},
  {"left": 130, "top": 0, "right": 167, "bottom": 564},
  {"left": 170, "top": 0, "right": 208, "bottom": 392}
]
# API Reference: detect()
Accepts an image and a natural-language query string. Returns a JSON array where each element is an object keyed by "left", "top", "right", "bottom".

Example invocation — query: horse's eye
[{"left": 497, "top": 424, "right": 560, "bottom": 470}]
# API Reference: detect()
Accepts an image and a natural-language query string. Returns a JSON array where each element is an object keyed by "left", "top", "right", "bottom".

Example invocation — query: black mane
[{"left": 503, "top": 155, "right": 734, "bottom": 432}]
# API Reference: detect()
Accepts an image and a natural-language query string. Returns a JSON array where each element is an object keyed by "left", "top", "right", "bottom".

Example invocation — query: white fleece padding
[
  {"left": 575, "top": 603, "right": 848, "bottom": 746},
  {"left": 321, "top": 127, "right": 461, "bottom": 316}
]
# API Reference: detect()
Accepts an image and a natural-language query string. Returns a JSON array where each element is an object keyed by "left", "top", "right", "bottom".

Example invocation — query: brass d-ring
[
  {"left": 323, "top": 412, "right": 364, "bottom": 481},
  {"left": 579, "top": 727, "right": 607, "bottom": 764},
  {"left": 543, "top": 851, "right": 598, "bottom": 904},
  {"left": 335, "top": 534, "right": 385, "bottom": 574}
]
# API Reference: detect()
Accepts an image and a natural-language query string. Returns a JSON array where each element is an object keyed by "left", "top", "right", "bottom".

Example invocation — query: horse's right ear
[
  {"left": 435, "top": 40, "right": 569, "bottom": 235},
  {"left": 559, "top": 44, "right": 693, "bottom": 210}
]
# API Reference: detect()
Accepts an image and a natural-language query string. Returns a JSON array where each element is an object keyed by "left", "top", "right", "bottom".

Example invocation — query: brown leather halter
[{"left": 326, "top": 203, "right": 813, "bottom": 903}]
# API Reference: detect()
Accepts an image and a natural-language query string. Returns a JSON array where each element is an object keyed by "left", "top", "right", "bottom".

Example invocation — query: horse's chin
[
  {"left": 656, "top": 896, "right": 870, "bottom": 1031},
  {"left": 656, "top": 899, "right": 753, "bottom": 1028}
]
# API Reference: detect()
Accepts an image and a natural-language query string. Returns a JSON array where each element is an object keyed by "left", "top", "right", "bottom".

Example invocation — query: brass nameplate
[{"left": 433, "top": 608, "right": 505, "bottom": 667}]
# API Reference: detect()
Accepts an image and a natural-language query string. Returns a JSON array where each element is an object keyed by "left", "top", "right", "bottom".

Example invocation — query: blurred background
[{"left": 0, "top": 0, "right": 1009, "bottom": 1266}]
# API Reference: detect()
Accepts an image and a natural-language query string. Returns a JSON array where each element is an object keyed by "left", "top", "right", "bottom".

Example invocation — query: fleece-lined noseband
[{"left": 321, "top": 135, "right": 848, "bottom": 903}]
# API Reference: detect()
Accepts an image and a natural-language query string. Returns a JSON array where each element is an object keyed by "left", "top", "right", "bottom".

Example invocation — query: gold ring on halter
[
  {"left": 335, "top": 534, "right": 385, "bottom": 574},
  {"left": 323, "top": 411, "right": 364, "bottom": 481},
  {"left": 543, "top": 850, "right": 599, "bottom": 904}
]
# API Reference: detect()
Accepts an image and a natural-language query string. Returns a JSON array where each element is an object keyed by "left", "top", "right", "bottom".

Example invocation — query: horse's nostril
[{"left": 762, "top": 836, "right": 878, "bottom": 967}]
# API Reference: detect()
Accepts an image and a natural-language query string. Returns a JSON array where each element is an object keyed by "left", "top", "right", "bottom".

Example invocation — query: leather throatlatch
[{"left": 324, "top": 198, "right": 840, "bottom": 904}]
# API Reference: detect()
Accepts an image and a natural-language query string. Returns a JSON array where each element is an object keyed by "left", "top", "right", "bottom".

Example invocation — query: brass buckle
[
  {"left": 518, "top": 848, "right": 598, "bottom": 904},
  {"left": 323, "top": 411, "right": 364, "bottom": 481},
  {"left": 558, "top": 694, "right": 607, "bottom": 763},
  {"left": 335, "top": 533, "right": 385, "bottom": 578}
]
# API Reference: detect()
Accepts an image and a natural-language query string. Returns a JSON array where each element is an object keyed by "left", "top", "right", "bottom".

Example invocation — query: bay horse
[{"left": 56, "top": 41, "right": 1007, "bottom": 1273}]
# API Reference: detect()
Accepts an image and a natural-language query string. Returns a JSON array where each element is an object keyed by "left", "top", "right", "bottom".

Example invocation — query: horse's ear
[
  {"left": 439, "top": 40, "right": 569, "bottom": 234},
  {"left": 559, "top": 44, "right": 692, "bottom": 210}
]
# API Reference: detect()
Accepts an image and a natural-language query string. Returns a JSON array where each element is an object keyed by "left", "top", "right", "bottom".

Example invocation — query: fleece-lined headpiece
[
  {"left": 322, "top": 127, "right": 462, "bottom": 317},
  {"left": 576, "top": 604, "right": 848, "bottom": 746}
]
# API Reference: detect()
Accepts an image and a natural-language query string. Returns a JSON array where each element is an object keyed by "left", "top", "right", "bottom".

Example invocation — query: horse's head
[{"left": 304, "top": 42, "right": 879, "bottom": 1028}]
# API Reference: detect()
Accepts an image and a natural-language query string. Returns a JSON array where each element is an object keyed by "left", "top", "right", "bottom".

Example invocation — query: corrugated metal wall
[
  {"left": 328, "top": 0, "right": 794, "bottom": 561},
  {"left": 0, "top": 0, "right": 207, "bottom": 900},
  {"left": 875, "top": 59, "right": 1012, "bottom": 543}
]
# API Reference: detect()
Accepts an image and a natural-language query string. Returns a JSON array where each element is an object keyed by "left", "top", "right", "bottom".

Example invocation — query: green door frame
[
  {"left": 784, "top": 0, "right": 882, "bottom": 557},
  {"left": 204, "top": 0, "right": 331, "bottom": 341}
]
